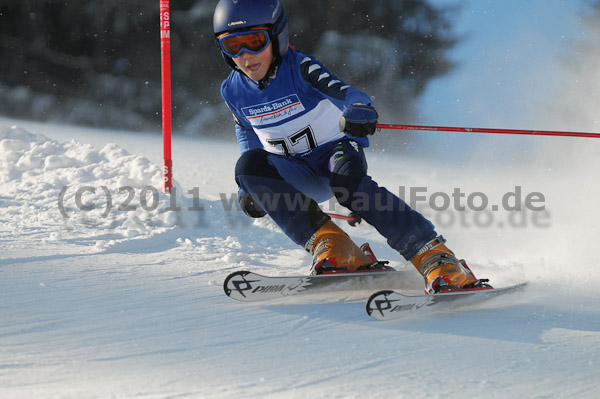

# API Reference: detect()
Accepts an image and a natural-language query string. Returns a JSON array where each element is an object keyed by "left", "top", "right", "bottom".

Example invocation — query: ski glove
[
  {"left": 238, "top": 188, "right": 266, "bottom": 219},
  {"left": 339, "top": 103, "right": 378, "bottom": 138}
]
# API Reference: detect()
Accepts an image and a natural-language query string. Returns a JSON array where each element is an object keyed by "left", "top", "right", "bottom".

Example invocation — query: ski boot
[
  {"left": 308, "top": 220, "right": 393, "bottom": 275},
  {"left": 410, "top": 236, "right": 492, "bottom": 294}
]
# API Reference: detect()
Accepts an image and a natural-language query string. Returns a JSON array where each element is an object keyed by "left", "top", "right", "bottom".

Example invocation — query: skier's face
[{"left": 232, "top": 42, "right": 274, "bottom": 81}]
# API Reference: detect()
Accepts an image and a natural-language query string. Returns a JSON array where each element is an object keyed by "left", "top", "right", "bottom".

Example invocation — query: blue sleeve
[
  {"left": 295, "top": 52, "right": 371, "bottom": 147},
  {"left": 297, "top": 53, "right": 374, "bottom": 110}
]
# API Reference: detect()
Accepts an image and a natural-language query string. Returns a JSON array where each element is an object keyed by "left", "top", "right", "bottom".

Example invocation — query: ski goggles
[{"left": 217, "top": 29, "right": 271, "bottom": 58}]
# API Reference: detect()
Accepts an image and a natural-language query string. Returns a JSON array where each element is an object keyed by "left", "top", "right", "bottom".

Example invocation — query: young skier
[{"left": 213, "top": 0, "right": 490, "bottom": 293}]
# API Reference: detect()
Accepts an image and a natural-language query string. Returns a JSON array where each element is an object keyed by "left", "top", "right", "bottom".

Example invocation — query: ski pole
[
  {"left": 328, "top": 212, "right": 362, "bottom": 227},
  {"left": 375, "top": 123, "right": 600, "bottom": 139}
]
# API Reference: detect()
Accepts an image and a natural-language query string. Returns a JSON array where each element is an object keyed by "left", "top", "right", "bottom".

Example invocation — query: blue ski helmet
[{"left": 213, "top": 0, "right": 289, "bottom": 70}]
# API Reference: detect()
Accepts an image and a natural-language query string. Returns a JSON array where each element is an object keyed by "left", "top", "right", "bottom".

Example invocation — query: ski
[
  {"left": 366, "top": 282, "right": 528, "bottom": 321},
  {"left": 223, "top": 269, "right": 416, "bottom": 302}
]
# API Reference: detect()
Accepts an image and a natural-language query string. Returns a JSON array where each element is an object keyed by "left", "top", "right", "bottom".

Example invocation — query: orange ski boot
[
  {"left": 307, "top": 221, "right": 391, "bottom": 275},
  {"left": 410, "top": 236, "right": 492, "bottom": 293}
]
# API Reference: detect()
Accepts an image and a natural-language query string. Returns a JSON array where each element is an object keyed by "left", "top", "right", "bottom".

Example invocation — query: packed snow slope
[{"left": 1, "top": 118, "right": 600, "bottom": 399}]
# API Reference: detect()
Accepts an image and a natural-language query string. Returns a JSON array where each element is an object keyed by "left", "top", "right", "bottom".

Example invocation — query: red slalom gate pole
[
  {"left": 376, "top": 123, "right": 600, "bottom": 139},
  {"left": 160, "top": 0, "right": 173, "bottom": 193}
]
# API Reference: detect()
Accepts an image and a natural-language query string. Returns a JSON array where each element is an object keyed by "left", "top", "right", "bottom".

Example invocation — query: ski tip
[
  {"left": 365, "top": 290, "right": 395, "bottom": 318},
  {"left": 223, "top": 270, "right": 252, "bottom": 297}
]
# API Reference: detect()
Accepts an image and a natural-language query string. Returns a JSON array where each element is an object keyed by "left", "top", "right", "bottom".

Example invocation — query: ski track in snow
[{"left": 1, "top": 119, "right": 599, "bottom": 399}]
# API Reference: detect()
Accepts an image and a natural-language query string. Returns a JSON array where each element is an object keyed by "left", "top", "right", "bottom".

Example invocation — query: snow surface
[{"left": 1, "top": 116, "right": 599, "bottom": 399}]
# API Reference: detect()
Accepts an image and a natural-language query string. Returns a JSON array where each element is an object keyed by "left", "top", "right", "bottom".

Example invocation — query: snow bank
[{"left": 0, "top": 125, "right": 179, "bottom": 251}]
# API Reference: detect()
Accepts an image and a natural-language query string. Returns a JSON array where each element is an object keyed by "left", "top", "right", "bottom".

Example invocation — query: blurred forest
[{"left": 0, "top": 0, "right": 458, "bottom": 139}]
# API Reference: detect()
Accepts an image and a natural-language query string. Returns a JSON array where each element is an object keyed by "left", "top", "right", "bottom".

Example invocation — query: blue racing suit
[{"left": 220, "top": 48, "right": 436, "bottom": 260}]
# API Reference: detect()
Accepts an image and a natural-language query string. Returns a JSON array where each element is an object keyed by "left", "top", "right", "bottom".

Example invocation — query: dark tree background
[{"left": 0, "top": 0, "right": 458, "bottom": 139}]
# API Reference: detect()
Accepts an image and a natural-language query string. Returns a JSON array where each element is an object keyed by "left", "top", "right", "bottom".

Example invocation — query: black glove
[
  {"left": 238, "top": 189, "right": 266, "bottom": 218},
  {"left": 339, "top": 103, "right": 378, "bottom": 138}
]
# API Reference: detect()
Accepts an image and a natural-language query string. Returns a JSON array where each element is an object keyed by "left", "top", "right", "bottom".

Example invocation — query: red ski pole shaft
[
  {"left": 328, "top": 213, "right": 355, "bottom": 221},
  {"left": 327, "top": 212, "right": 362, "bottom": 226},
  {"left": 376, "top": 123, "right": 600, "bottom": 139},
  {"left": 160, "top": 0, "right": 173, "bottom": 193}
]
